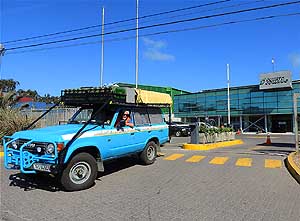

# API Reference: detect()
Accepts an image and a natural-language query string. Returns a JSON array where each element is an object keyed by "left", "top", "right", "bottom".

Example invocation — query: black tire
[
  {"left": 175, "top": 131, "right": 181, "bottom": 137},
  {"left": 60, "top": 153, "right": 97, "bottom": 191},
  {"left": 140, "top": 141, "right": 157, "bottom": 165}
]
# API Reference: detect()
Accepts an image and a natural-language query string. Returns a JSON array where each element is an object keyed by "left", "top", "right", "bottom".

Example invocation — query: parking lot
[{"left": 1, "top": 134, "right": 300, "bottom": 221}]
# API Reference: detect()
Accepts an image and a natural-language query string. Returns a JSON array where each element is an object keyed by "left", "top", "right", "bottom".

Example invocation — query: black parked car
[{"left": 168, "top": 122, "right": 191, "bottom": 137}]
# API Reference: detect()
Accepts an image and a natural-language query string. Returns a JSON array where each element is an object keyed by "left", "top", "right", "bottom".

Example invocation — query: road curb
[
  {"left": 182, "top": 140, "right": 244, "bottom": 151},
  {"left": 286, "top": 152, "right": 300, "bottom": 184}
]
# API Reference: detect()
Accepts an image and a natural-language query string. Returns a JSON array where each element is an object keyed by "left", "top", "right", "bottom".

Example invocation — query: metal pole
[
  {"left": 100, "top": 7, "right": 105, "bottom": 87},
  {"left": 0, "top": 43, "right": 4, "bottom": 79},
  {"left": 0, "top": 54, "right": 2, "bottom": 80},
  {"left": 135, "top": 0, "right": 139, "bottom": 89},
  {"left": 264, "top": 114, "right": 268, "bottom": 133},
  {"left": 272, "top": 58, "right": 275, "bottom": 73},
  {"left": 227, "top": 64, "right": 231, "bottom": 126},
  {"left": 294, "top": 93, "right": 299, "bottom": 153}
]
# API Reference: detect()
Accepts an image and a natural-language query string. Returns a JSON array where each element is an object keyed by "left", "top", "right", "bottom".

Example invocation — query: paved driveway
[{"left": 1, "top": 134, "right": 299, "bottom": 220}]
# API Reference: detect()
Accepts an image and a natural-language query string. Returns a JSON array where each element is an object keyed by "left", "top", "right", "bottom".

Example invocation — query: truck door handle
[
  {"left": 131, "top": 133, "right": 134, "bottom": 135},
  {"left": 108, "top": 139, "right": 111, "bottom": 142},
  {"left": 148, "top": 131, "right": 151, "bottom": 133}
]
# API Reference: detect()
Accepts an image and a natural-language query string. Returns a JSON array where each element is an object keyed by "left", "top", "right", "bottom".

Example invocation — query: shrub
[
  {"left": 0, "top": 91, "right": 34, "bottom": 142},
  {"left": 199, "top": 125, "right": 207, "bottom": 133},
  {"left": 0, "top": 108, "right": 34, "bottom": 141}
]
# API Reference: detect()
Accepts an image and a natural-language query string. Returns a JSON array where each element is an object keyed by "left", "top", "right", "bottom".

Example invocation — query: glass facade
[{"left": 174, "top": 81, "right": 300, "bottom": 132}]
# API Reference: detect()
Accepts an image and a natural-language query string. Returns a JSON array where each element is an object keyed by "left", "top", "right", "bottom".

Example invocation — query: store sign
[{"left": 259, "top": 71, "right": 292, "bottom": 90}]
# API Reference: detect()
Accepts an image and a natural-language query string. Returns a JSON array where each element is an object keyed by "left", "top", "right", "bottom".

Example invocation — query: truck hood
[{"left": 12, "top": 124, "right": 106, "bottom": 142}]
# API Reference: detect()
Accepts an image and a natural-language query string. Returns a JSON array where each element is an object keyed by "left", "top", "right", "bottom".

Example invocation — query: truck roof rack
[
  {"left": 61, "top": 87, "right": 126, "bottom": 106},
  {"left": 61, "top": 86, "right": 171, "bottom": 108}
]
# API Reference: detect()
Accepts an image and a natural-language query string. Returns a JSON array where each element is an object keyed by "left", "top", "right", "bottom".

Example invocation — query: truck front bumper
[{"left": 3, "top": 137, "right": 59, "bottom": 174}]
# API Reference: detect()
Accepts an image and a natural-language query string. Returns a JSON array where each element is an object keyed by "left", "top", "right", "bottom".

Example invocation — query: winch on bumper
[{"left": 3, "top": 136, "right": 60, "bottom": 174}]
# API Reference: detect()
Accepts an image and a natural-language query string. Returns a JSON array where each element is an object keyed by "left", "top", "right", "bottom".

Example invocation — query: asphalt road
[{"left": 1, "top": 134, "right": 299, "bottom": 221}]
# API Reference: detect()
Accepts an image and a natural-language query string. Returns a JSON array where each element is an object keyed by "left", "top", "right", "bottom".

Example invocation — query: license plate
[{"left": 33, "top": 163, "right": 51, "bottom": 172}]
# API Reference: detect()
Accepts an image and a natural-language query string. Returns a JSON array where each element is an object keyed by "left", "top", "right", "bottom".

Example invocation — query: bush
[
  {"left": 199, "top": 125, "right": 207, "bottom": 133},
  {"left": 0, "top": 108, "right": 33, "bottom": 141}
]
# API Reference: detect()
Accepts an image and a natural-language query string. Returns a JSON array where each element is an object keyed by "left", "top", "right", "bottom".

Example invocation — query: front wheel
[
  {"left": 140, "top": 141, "right": 157, "bottom": 165},
  {"left": 60, "top": 153, "right": 97, "bottom": 191}
]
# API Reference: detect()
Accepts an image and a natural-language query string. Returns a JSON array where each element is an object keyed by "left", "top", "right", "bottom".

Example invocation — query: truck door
[
  {"left": 132, "top": 107, "right": 152, "bottom": 150},
  {"left": 106, "top": 109, "right": 137, "bottom": 157}
]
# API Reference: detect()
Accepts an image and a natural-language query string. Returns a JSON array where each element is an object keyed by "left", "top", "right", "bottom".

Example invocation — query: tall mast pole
[
  {"left": 272, "top": 57, "right": 275, "bottom": 73},
  {"left": 135, "top": 0, "right": 139, "bottom": 88},
  {"left": 227, "top": 64, "right": 231, "bottom": 126},
  {"left": 100, "top": 7, "right": 105, "bottom": 87}
]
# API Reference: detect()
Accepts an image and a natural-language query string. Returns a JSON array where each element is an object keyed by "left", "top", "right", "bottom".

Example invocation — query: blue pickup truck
[{"left": 3, "top": 87, "right": 170, "bottom": 191}]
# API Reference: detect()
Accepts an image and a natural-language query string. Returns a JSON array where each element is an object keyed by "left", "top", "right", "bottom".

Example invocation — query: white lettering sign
[{"left": 259, "top": 71, "right": 292, "bottom": 90}]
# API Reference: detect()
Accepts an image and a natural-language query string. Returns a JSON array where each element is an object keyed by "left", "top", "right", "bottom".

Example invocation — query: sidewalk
[{"left": 286, "top": 152, "right": 300, "bottom": 184}]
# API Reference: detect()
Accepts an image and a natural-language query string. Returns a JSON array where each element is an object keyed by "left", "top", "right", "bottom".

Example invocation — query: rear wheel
[
  {"left": 140, "top": 141, "right": 157, "bottom": 165},
  {"left": 60, "top": 153, "right": 97, "bottom": 191}
]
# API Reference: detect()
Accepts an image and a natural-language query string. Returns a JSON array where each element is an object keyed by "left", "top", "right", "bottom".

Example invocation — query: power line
[
  {"left": 4, "top": 0, "right": 265, "bottom": 47},
  {"left": 6, "top": 12, "right": 300, "bottom": 55},
  {"left": 2, "top": 0, "right": 231, "bottom": 44},
  {"left": 4, "top": 0, "right": 263, "bottom": 47},
  {"left": 5, "top": 0, "right": 300, "bottom": 52}
]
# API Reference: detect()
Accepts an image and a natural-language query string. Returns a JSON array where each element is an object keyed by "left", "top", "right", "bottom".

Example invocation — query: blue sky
[{"left": 1, "top": 0, "right": 300, "bottom": 96}]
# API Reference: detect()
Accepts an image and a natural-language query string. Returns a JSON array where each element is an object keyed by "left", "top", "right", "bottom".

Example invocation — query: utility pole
[
  {"left": 100, "top": 7, "right": 105, "bottom": 87},
  {"left": 272, "top": 57, "right": 275, "bottom": 73},
  {"left": 0, "top": 43, "right": 5, "bottom": 79},
  {"left": 294, "top": 93, "right": 299, "bottom": 153},
  {"left": 227, "top": 64, "right": 231, "bottom": 126},
  {"left": 135, "top": 0, "right": 139, "bottom": 89}
]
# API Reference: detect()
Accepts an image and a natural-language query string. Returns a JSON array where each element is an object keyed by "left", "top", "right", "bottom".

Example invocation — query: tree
[
  {"left": 17, "top": 89, "right": 40, "bottom": 101},
  {"left": 0, "top": 79, "right": 20, "bottom": 93}
]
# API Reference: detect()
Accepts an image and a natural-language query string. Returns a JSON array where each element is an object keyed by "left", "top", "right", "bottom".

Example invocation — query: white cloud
[
  {"left": 289, "top": 53, "right": 300, "bottom": 67},
  {"left": 142, "top": 37, "right": 175, "bottom": 61},
  {"left": 144, "top": 50, "right": 175, "bottom": 61},
  {"left": 143, "top": 38, "right": 166, "bottom": 49}
]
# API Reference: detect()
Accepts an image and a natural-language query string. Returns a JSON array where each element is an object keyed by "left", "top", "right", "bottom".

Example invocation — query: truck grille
[
  {"left": 7, "top": 139, "right": 47, "bottom": 155},
  {"left": 7, "top": 138, "right": 31, "bottom": 150}
]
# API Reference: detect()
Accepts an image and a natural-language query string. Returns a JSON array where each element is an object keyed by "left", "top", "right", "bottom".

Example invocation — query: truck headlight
[{"left": 45, "top": 143, "right": 55, "bottom": 154}]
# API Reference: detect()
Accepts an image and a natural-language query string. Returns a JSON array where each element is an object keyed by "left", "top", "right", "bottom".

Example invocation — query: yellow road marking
[
  {"left": 182, "top": 140, "right": 243, "bottom": 151},
  {"left": 164, "top": 154, "right": 184, "bottom": 161},
  {"left": 265, "top": 159, "right": 282, "bottom": 168},
  {"left": 0, "top": 152, "right": 3, "bottom": 157},
  {"left": 186, "top": 155, "right": 206, "bottom": 163},
  {"left": 235, "top": 158, "right": 252, "bottom": 167},
  {"left": 209, "top": 157, "right": 229, "bottom": 165}
]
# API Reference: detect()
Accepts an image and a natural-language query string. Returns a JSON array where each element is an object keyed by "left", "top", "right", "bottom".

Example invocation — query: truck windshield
[{"left": 69, "top": 107, "right": 114, "bottom": 125}]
